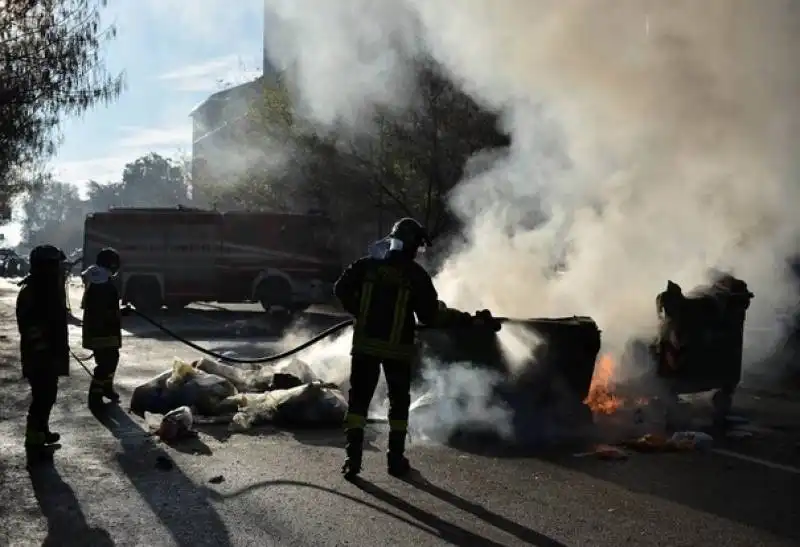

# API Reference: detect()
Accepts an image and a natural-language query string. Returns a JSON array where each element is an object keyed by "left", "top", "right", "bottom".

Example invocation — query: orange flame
[
  {"left": 584, "top": 354, "right": 649, "bottom": 415},
  {"left": 584, "top": 354, "right": 623, "bottom": 414}
]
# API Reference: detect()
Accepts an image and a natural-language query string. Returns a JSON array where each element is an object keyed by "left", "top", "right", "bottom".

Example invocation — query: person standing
[
  {"left": 16, "top": 244, "right": 69, "bottom": 460},
  {"left": 334, "top": 218, "right": 499, "bottom": 479},
  {"left": 82, "top": 247, "right": 123, "bottom": 409}
]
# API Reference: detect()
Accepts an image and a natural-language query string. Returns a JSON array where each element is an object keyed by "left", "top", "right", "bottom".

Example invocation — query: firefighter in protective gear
[
  {"left": 15, "top": 244, "right": 69, "bottom": 458},
  {"left": 335, "top": 217, "right": 488, "bottom": 479},
  {"left": 82, "top": 247, "right": 123, "bottom": 409}
]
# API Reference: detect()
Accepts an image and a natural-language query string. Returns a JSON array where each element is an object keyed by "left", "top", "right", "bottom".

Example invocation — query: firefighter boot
[
  {"left": 43, "top": 430, "right": 60, "bottom": 444},
  {"left": 88, "top": 380, "right": 105, "bottom": 411},
  {"left": 387, "top": 431, "right": 412, "bottom": 477},
  {"left": 342, "top": 428, "right": 364, "bottom": 480},
  {"left": 103, "top": 376, "right": 121, "bottom": 404},
  {"left": 712, "top": 388, "right": 734, "bottom": 429},
  {"left": 24, "top": 429, "right": 53, "bottom": 464}
]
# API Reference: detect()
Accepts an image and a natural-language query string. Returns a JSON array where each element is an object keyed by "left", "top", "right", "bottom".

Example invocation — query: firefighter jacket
[
  {"left": 334, "top": 251, "right": 470, "bottom": 361},
  {"left": 16, "top": 278, "right": 70, "bottom": 379},
  {"left": 81, "top": 265, "right": 122, "bottom": 350}
]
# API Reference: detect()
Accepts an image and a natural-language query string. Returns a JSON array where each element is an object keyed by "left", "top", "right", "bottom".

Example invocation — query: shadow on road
[
  {"left": 400, "top": 472, "right": 569, "bottom": 547},
  {"left": 167, "top": 434, "right": 214, "bottom": 456},
  {"left": 92, "top": 404, "right": 233, "bottom": 546},
  {"left": 285, "top": 427, "right": 382, "bottom": 452},
  {"left": 549, "top": 450, "right": 800, "bottom": 543},
  {"left": 351, "top": 477, "right": 514, "bottom": 547},
  {"left": 207, "top": 478, "right": 514, "bottom": 546},
  {"left": 29, "top": 463, "right": 115, "bottom": 546}
]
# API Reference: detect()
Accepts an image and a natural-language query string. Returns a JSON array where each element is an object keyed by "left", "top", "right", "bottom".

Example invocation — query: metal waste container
[
  {"left": 416, "top": 316, "right": 601, "bottom": 444},
  {"left": 653, "top": 274, "right": 753, "bottom": 420}
]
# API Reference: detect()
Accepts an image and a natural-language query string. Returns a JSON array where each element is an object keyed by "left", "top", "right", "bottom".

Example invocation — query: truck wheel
[
  {"left": 126, "top": 276, "right": 163, "bottom": 315},
  {"left": 256, "top": 277, "right": 293, "bottom": 313}
]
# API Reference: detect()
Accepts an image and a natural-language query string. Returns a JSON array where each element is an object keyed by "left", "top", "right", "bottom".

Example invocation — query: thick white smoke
[
  {"left": 421, "top": 0, "right": 800, "bottom": 374},
  {"left": 266, "top": 1, "right": 800, "bottom": 388}
]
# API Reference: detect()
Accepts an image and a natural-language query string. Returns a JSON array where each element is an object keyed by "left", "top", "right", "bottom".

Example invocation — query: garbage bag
[
  {"left": 157, "top": 406, "right": 194, "bottom": 442},
  {"left": 130, "top": 358, "right": 237, "bottom": 417},
  {"left": 228, "top": 381, "right": 347, "bottom": 431},
  {"left": 195, "top": 357, "right": 317, "bottom": 393}
]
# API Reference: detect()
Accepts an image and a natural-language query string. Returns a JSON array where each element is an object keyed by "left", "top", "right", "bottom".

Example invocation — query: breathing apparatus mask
[{"left": 369, "top": 217, "right": 431, "bottom": 260}]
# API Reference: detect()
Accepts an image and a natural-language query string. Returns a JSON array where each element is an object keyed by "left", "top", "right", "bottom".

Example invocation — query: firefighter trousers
[
  {"left": 26, "top": 374, "right": 58, "bottom": 441},
  {"left": 90, "top": 348, "right": 120, "bottom": 396},
  {"left": 345, "top": 354, "right": 412, "bottom": 434}
]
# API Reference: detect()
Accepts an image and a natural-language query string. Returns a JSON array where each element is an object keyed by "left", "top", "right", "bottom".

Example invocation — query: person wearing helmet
[
  {"left": 15, "top": 244, "right": 69, "bottom": 460},
  {"left": 81, "top": 247, "right": 123, "bottom": 409},
  {"left": 334, "top": 217, "right": 499, "bottom": 479}
]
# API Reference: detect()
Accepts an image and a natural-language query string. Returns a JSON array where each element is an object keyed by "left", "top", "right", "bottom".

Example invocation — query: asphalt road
[{"left": 1, "top": 280, "right": 799, "bottom": 546}]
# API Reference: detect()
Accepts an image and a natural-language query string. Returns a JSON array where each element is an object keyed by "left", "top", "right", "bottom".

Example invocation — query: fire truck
[{"left": 82, "top": 206, "right": 342, "bottom": 314}]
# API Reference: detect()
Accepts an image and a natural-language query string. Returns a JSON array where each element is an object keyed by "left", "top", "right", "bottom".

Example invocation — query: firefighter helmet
[
  {"left": 29, "top": 244, "right": 65, "bottom": 266},
  {"left": 96, "top": 247, "right": 121, "bottom": 272},
  {"left": 389, "top": 217, "right": 431, "bottom": 251}
]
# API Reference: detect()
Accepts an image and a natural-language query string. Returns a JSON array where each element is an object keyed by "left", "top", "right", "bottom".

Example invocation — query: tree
[
  {"left": 0, "top": 0, "right": 123, "bottom": 214},
  {"left": 289, "top": 60, "right": 510, "bottom": 246},
  {"left": 116, "top": 153, "right": 191, "bottom": 207},
  {"left": 20, "top": 179, "right": 86, "bottom": 252},
  {"left": 85, "top": 179, "right": 123, "bottom": 211},
  {"left": 355, "top": 60, "right": 510, "bottom": 238}
]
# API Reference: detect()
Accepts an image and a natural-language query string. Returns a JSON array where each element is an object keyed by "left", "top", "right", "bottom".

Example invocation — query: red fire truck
[{"left": 82, "top": 206, "right": 342, "bottom": 314}]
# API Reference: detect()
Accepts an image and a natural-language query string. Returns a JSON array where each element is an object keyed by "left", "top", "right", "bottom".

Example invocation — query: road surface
[{"left": 1, "top": 280, "right": 799, "bottom": 546}]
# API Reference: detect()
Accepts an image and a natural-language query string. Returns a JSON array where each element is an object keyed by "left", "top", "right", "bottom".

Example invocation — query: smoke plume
[
  {"left": 423, "top": 0, "right": 800, "bottom": 376},
  {"left": 267, "top": 1, "right": 800, "bottom": 385}
]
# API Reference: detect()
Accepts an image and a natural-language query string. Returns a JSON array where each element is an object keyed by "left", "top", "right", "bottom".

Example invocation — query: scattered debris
[
  {"left": 622, "top": 434, "right": 672, "bottom": 452},
  {"left": 670, "top": 431, "right": 714, "bottom": 450},
  {"left": 620, "top": 431, "right": 713, "bottom": 452},
  {"left": 156, "top": 406, "right": 195, "bottom": 442},
  {"left": 209, "top": 475, "right": 225, "bottom": 484}
]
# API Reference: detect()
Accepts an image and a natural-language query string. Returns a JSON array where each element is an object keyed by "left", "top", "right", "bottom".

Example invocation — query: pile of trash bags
[{"left": 130, "top": 357, "right": 348, "bottom": 432}]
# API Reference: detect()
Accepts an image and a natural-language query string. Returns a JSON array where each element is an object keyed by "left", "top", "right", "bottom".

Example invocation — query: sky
[{"left": 1, "top": 0, "right": 265, "bottom": 246}]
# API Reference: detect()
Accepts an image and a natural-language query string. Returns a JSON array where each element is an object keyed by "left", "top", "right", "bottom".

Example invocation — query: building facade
[{"left": 189, "top": 2, "right": 283, "bottom": 192}]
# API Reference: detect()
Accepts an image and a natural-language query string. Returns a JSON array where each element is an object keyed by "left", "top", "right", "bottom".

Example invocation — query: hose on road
[
  {"left": 125, "top": 305, "right": 355, "bottom": 364},
  {"left": 71, "top": 305, "right": 519, "bottom": 371}
]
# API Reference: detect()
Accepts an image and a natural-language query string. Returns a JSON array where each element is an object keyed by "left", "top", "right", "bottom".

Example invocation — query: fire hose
[
  {"left": 69, "top": 305, "right": 516, "bottom": 379},
  {"left": 124, "top": 305, "right": 356, "bottom": 364},
  {"left": 69, "top": 309, "right": 355, "bottom": 375}
]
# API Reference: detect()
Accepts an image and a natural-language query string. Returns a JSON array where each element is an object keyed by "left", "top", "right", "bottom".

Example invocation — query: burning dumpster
[
  {"left": 653, "top": 274, "right": 753, "bottom": 420},
  {"left": 415, "top": 316, "right": 602, "bottom": 445}
]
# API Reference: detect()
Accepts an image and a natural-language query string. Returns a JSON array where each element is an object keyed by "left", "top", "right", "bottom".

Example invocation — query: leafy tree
[
  {"left": 85, "top": 179, "right": 123, "bottom": 211},
  {"left": 351, "top": 60, "right": 510, "bottom": 238},
  {"left": 0, "top": 0, "right": 124, "bottom": 217},
  {"left": 116, "top": 153, "right": 191, "bottom": 207},
  {"left": 20, "top": 178, "right": 85, "bottom": 252}
]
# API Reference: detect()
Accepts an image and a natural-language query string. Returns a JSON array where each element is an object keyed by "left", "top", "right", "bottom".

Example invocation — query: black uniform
[
  {"left": 15, "top": 245, "right": 69, "bottom": 451},
  {"left": 82, "top": 251, "right": 122, "bottom": 407},
  {"left": 335, "top": 218, "right": 474, "bottom": 478}
]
